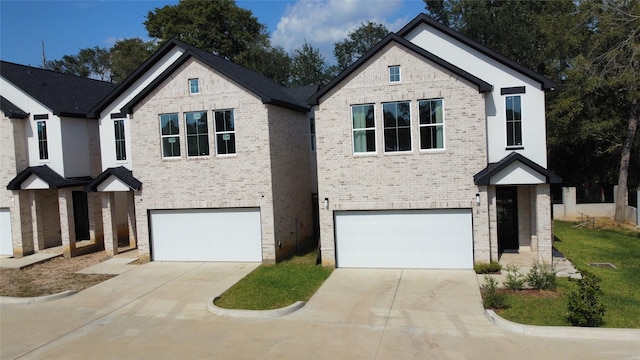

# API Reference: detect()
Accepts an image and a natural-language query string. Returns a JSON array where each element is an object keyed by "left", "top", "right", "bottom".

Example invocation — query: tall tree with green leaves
[
  {"left": 144, "top": 0, "right": 267, "bottom": 61},
  {"left": 290, "top": 42, "right": 333, "bottom": 87},
  {"left": 110, "top": 38, "right": 155, "bottom": 84},
  {"left": 45, "top": 46, "right": 111, "bottom": 81},
  {"left": 234, "top": 42, "right": 292, "bottom": 86},
  {"left": 333, "top": 21, "right": 389, "bottom": 73}
]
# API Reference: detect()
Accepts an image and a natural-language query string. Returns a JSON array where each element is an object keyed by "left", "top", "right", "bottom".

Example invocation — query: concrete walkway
[
  {"left": 1, "top": 264, "right": 638, "bottom": 359},
  {"left": 0, "top": 252, "right": 62, "bottom": 269}
]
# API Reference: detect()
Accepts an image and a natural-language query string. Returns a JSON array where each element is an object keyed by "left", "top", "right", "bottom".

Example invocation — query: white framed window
[
  {"left": 506, "top": 95, "right": 522, "bottom": 147},
  {"left": 160, "top": 113, "right": 180, "bottom": 158},
  {"left": 114, "top": 119, "right": 126, "bottom": 160},
  {"left": 189, "top": 78, "right": 199, "bottom": 94},
  {"left": 185, "top": 111, "right": 209, "bottom": 157},
  {"left": 310, "top": 117, "right": 316, "bottom": 152},
  {"left": 352, "top": 104, "right": 376, "bottom": 153},
  {"left": 214, "top": 109, "right": 236, "bottom": 155},
  {"left": 36, "top": 120, "right": 48, "bottom": 160},
  {"left": 419, "top": 99, "right": 444, "bottom": 150},
  {"left": 383, "top": 101, "right": 411, "bottom": 152},
  {"left": 389, "top": 65, "right": 401, "bottom": 83}
]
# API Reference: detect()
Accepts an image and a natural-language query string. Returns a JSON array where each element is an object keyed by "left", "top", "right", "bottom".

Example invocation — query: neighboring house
[
  {"left": 86, "top": 39, "right": 315, "bottom": 263},
  {"left": 0, "top": 62, "right": 114, "bottom": 257},
  {"left": 309, "top": 14, "right": 560, "bottom": 269}
]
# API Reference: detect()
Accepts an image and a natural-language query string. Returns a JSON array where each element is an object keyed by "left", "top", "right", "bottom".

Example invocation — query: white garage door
[
  {"left": 335, "top": 209, "right": 473, "bottom": 269},
  {"left": 150, "top": 208, "right": 262, "bottom": 262},
  {"left": 0, "top": 208, "right": 12, "bottom": 256}
]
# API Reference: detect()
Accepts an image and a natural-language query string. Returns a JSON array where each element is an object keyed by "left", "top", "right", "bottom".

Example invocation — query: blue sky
[{"left": 0, "top": 0, "right": 427, "bottom": 67}]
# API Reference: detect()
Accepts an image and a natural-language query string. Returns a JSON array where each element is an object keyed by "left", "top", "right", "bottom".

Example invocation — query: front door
[
  {"left": 72, "top": 191, "right": 90, "bottom": 240},
  {"left": 497, "top": 186, "right": 519, "bottom": 252}
]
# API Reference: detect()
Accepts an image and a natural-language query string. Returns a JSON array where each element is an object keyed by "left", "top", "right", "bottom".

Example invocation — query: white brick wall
[{"left": 315, "top": 43, "right": 489, "bottom": 266}]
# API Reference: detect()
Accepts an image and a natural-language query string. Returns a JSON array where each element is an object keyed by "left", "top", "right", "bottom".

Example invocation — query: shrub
[
  {"left": 566, "top": 271, "right": 606, "bottom": 327},
  {"left": 474, "top": 261, "right": 502, "bottom": 274},
  {"left": 526, "top": 260, "right": 557, "bottom": 290},
  {"left": 481, "top": 275, "right": 507, "bottom": 309},
  {"left": 503, "top": 265, "right": 525, "bottom": 290}
]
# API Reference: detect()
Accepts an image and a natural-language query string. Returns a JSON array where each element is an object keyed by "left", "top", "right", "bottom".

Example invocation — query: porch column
[
  {"left": 535, "top": 184, "right": 553, "bottom": 264},
  {"left": 102, "top": 193, "right": 119, "bottom": 257},
  {"left": 89, "top": 192, "right": 104, "bottom": 244},
  {"left": 488, "top": 186, "right": 499, "bottom": 262},
  {"left": 28, "top": 191, "right": 45, "bottom": 252},
  {"left": 127, "top": 191, "right": 137, "bottom": 249},
  {"left": 12, "top": 191, "right": 32, "bottom": 258},
  {"left": 58, "top": 188, "right": 76, "bottom": 258}
]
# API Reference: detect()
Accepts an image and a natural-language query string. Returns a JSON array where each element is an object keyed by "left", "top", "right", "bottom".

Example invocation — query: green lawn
[
  {"left": 497, "top": 221, "right": 640, "bottom": 328},
  {"left": 213, "top": 251, "right": 333, "bottom": 310}
]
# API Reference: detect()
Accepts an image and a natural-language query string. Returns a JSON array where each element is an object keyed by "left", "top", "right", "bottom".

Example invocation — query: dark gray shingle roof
[
  {"left": 473, "top": 152, "right": 561, "bottom": 185},
  {"left": 7, "top": 165, "right": 92, "bottom": 190},
  {"left": 1, "top": 96, "right": 28, "bottom": 118},
  {"left": 0, "top": 61, "right": 115, "bottom": 117},
  {"left": 85, "top": 166, "right": 142, "bottom": 192}
]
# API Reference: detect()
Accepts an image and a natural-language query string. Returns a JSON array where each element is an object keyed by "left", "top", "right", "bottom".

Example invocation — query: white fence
[{"left": 553, "top": 187, "right": 638, "bottom": 225}]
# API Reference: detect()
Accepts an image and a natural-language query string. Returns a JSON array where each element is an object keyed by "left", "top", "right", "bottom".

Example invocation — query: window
[
  {"left": 419, "top": 99, "right": 444, "bottom": 150},
  {"left": 383, "top": 101, "right": 411, "bottom": 152},
  {"left": 310, "top": 117, "right": 316, "bottom": 152},
  {"left": 506, "top": 95, "right": 522, "bottom": 147},
  {"left": 189, "top": 78, "right": 199, "bottom": 94},
  {"left": 214, "top": 109, "right": 236, "bottom": 155},
  {"left": 114, "top": 119, "right": 126, "bottom": 160},
  {"left": 36, "top": 120, "right": 48, "bottom": 160},
  {"left": 185, "top": 111, "right": 209, "bottom": 156},
  {"left": 160, "top": 113, "right": 180, "bottom": 157},
  {"left": 389, "top": 66, "right": 401, "bottom": 83},
  {"left": 352, "top": 104, "right": 376, "bottom": 153}
]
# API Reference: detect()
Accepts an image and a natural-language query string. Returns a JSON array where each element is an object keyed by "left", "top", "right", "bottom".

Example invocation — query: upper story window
[
  {"left": 506, "top": 95, "right": 522, "bottom": 147},
  {"left": 389, "top": 65, "right": 401, "bottom": 83},
  {"left": 214, "top": 109, "right": 236, "bottom": 155},
  {"left": 352, "top": 104, "right": 376, "bottom": 153},
  {"left": 36, "top": 120, "right": 48, "bottom": 160},
  {"left": 185, "top": 111, "right": 209, "bottom": 157},
  {"left": 383, "top": 101, "right": 411, "bottom": 152},
  {"left": 160, "top": 113, "right": 180, "bottom": 158},
  {"left": 114, "top": 119, "right": 126, "bottom": 161},
  {"left": 310, "top": 117, "right": 316, "bottom": 152},
  {"left": 419, "top": 99, "right": 444, "bottom": 150},
  {"left": 189, "top": 78, "right": 199, "bottom": 94}
]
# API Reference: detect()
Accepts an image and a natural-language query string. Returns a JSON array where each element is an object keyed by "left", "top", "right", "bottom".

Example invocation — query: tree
[
  {"left": 234, "top": 42, "right": 292, "bottom": 86},
  {"left": 144, "top": 0, "right": 267, "bottom": 61},
  {"left": 575, "top": 0, "right": 639, "bottom": 222},
  {"left": 110, "top": 38, "right": 155, "bottom": 83},
  {"left": 290, "top": 42, "right": 333, "bottom": 87},
  {"left": 333, "top": 21, "right": 389, "bottom": 73},
  {"left": 45, "top": 46, "right": 111, "bottom": 81}
]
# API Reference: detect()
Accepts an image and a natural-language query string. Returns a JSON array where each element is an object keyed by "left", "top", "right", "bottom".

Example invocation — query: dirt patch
[
  {"left": 0, "top": 252, "right": 115, "bottom": 297},
  {"left": 589, "top": 217, "right": 639, "bottom": 232}
]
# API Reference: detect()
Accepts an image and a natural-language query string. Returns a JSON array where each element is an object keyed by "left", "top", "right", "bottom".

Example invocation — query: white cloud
[{"left": 271, "top": 0, "right": 413, "bottom": 63}]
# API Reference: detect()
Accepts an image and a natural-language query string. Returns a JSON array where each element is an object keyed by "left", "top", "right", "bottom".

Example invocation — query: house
[
  {"left": 0, "top": 62, "right": 114, "bottom": 257},
  {"left": 85, "top": 39, "right": 315, "bottom": 263},
  {"left": 308, "top": 14, "right": 560, "bottom": 269}
]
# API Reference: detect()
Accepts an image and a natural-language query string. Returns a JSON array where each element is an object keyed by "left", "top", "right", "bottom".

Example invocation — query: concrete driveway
[{"left": 1, "top": 264, "right": 638, "bottom": 359}]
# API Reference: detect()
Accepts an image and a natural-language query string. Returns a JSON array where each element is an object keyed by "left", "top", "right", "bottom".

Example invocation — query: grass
[
  {"left": 497, "top": 220, "right": 640, "bottom": 328},
  {"left": 213, "top": 250, "right": 333, "bottom": 310}
]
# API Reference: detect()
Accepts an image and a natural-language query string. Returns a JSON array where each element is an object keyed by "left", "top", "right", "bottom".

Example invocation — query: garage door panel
[
  {"left": 335, "top": 209, "right": 472, "bottom": 269},
  {"left": 150, "top": 208, "right": 261, "bottom": 262}
]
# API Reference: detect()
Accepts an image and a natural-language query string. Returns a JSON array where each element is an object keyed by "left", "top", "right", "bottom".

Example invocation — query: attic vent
[{"left": 34, "top": 114, "right": 49, "bottom": 120}]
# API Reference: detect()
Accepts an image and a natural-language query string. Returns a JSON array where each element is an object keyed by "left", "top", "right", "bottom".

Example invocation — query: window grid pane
[
  {"left": 383, "top": 101, "right": 411, "bottom": 152},
  {"left": 160, "top": 113, "right": 180, "bottom": 157},
  {"left": 114, "top": 119, "right": 126, "bottom": 160},
  {"left": 37, "top": 120, "right": 48, "bottom": 160},
  {"left": 185, "top": 111, "right": 209, "bottom": 156},
  {"left": 189, "top": 79, "right": 199, "bottom": 94},
  {"left": 214, "top": 110, "right": 236, "bottom": 155},
  {"left": 352, "top": 104, "right": 375, "bottom": 153},
  {"left": 419, "top": 99, "right": 444, "bottom": 150},
  {"left": 506, "top": 96, "right": 522, "bottom": 146},
  {"left": 389, "top": 66, "right": 400, "bottom": 82}
]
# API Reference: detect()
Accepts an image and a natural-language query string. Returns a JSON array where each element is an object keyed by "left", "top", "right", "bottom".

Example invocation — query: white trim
[
  {"left": 382, "top": 101, "right": 412, "bottom": 153},
  {"left": 418, "top": 98, "right": 446, "bottom": 151},
  {"left": 351, "top": 103, "right": 377, "bottom": 155}
]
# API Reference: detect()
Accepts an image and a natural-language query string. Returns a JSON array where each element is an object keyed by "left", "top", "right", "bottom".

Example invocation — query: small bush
[
  {"left": 526, "top": 260, "right": 557, "bottom": 290},
  {"left": 474, "top": 261, "right": 502, "bottom": 274},
  {"left": 503, "top": 265, "right": 526, "bottom": 290},
  {"left": 481, "top": 275, "right": 507, "bottom": 309},
  {"left": 566, "top": 271, "right": 606, "bottom": 327}
]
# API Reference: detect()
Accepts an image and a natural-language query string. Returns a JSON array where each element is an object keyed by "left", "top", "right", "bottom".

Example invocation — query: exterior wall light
[
  {"left": 324, "top": 197, "right": 329, "bottom": 209},
  {"left": 476, "top": 193, "right": 481, "bottom": 205}
]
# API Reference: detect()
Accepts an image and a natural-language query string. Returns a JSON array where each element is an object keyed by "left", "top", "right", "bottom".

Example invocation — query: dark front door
[
  {"left": 72, "top": 191, "right": 90, "bottom": 240},
  {"left": 497, "top": 186, "right": 519, "bottom": 252}
]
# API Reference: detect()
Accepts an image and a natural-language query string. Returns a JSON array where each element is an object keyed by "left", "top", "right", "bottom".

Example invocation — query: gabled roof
[
  {"left": 84, "top": 166, "right": 142, "bottom": 192},
  {"left": 1, "top": 96, "right": 28, "bottom": 119},
  {"left": 397, "top": 14, "right": 555, "bottom": 91},
  {"left": 6, "top": 165, "right": 92, "bottom": 190},
  {"left": 308, "top": 33, "right": 492, "bottom": 105},
  {"left": 0, "top": 61, "right": 115, "bottom": 118},
  {"left": 90, "top": 38, "right": 309, "bottom": 117},
  {"left": 474, "top": 152, "right": 562, "bottom": 185}
]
